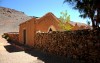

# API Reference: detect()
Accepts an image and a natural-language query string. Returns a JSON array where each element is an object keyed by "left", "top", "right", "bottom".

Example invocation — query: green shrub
[
  {"left": 6, "top": 37, "right": 10, "bottom": 40},
  {"left": 2, "top": 34, "right": 8, "bottom": 39}
]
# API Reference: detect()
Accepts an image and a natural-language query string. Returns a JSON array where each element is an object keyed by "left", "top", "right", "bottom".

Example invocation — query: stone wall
[{"left": 34, "top": 30, "right": 100, "bottom": 63}]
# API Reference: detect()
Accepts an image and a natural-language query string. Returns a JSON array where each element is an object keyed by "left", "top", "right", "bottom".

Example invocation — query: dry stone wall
[{"left": 34, "top": 29, "right": 100, "bottom": 63}]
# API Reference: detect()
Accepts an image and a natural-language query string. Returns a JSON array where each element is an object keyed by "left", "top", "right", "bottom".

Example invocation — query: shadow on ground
[
  {"left": 4, "top": 43, "right": 80, "bottom": 63},
  {"left": 25, "top": 49, "right": 79, "bottom": 63},
  {"left": 4, "top": 45, "right": 23, "bottom": 53}
]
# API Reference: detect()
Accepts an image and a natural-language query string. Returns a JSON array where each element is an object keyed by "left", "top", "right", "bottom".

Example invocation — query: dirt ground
[{"left": 0, "top": 35, "right": 44, "bottom": 63}]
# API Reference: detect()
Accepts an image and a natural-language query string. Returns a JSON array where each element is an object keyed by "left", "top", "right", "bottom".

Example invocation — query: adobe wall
[
  {"left": 34, "top": 29, "right": 100, "bottom": 62},
  {"left": 19, "top": 18, "right": 36, "bottom": 46},
  {"left": 35, "top": 14, "right": 61, "bottom": 32}
]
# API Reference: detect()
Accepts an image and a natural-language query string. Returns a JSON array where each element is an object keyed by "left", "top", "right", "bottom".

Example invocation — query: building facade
[
  {"left": 19, "top": 12, "right": 62, "bottom": 46},
  {"left": 19, "top": 12, "right": 90, "bottom": 46}
]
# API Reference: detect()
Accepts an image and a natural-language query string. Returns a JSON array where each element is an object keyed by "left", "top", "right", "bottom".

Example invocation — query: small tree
[{"left": 59, "top": 10, "right": 73, "bottom": 30}]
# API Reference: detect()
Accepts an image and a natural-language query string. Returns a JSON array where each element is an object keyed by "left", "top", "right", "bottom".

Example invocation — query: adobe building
[
  {"left": 19, "top": 12, "right": 62, "bottom": 46},
  {"left": 19, "top": 12, "right": 90, "bottom": 47}
]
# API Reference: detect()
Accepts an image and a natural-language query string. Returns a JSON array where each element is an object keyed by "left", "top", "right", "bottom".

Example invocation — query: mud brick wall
[
  {"left": 4, "top": 32, "right": 19, "bottom": 42},
  {"left": 34, "top": 30, "right": 100, "bottom": 63}
]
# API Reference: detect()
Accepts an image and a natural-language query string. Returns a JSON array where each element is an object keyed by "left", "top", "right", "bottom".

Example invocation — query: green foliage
[
  {"left": 87, "top": 21, "right": 90, "bottom": 26},
  {"left": 2, "top": 34, "right": 6, "bottom": 38},
  {"left": 64, "top": 0, "right": 100, "bottom": 29},
  {"left": 2, "top": 34, "right": 7, "bottom": 38},
  {"left": 59, "top": 10, "right": 73, "bottom": 30},
  {"left": 2, "top": 34, "right": 10, "bottom": 41},
  {"left": 6, "top": 37, "right": 10, "bottom": 40}
]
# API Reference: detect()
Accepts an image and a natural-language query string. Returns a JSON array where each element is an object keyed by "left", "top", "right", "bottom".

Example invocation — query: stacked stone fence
[{"left": 34, "top": 29, "right": 100, "bottom": 63}]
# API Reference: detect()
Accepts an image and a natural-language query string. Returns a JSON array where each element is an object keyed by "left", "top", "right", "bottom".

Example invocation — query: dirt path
[
  {"left": 0, "top": 36, "right": 9, "bottom": 51},
  {"left": 0, "top": 35, "right": 44, "bottom": 63}
]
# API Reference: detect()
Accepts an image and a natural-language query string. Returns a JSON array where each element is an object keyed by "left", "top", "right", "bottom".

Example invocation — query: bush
[
  {"left": 2, "top": 34, "right": 7, "bottom": 38},
  {"left": 2, "top": 34, "right": 11, "bottom": 41}
]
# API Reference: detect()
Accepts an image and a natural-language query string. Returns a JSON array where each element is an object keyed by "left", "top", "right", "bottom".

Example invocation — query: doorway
[
  {"left": 23, "top": 29, "right": 26, "bottom": 44},
  {"left": 48, "top": 25, "right": 56, "bottom": 32},
  {"left": 48, "top": 28, "right": 53, "bottom": 32}
]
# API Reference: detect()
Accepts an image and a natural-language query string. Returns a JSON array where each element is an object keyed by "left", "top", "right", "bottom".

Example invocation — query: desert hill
[{"left": 0, "top": 7, "right": 32, "bottom": 35}]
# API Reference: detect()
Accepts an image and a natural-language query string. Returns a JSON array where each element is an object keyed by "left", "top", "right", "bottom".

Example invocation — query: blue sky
[{"left": 0, "top": 0, "right": 89, "bottom": 24}]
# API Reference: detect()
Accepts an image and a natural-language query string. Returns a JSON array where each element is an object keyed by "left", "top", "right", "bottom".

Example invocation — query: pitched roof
[
  {"left": 35, "top": 12, "right": 60, "bottom": 24},
  {"left": 19, "top": 12, "right": 60, "bottom": 26},
  {"left": 19, "top": 17, "right": 36, "bottom": 25}
]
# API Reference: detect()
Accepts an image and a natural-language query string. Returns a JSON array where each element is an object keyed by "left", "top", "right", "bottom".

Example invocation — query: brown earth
[
  {"left": 0, "top": 6, "right": 32, "bottom": 35},
  {"left": 0, "top": 36, "right": 44, "bottom": 63}
]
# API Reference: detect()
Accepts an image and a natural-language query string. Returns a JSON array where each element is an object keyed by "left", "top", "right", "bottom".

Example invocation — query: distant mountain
[{"left": 0, "top": 7, "right": 32, "bottom": 35}]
